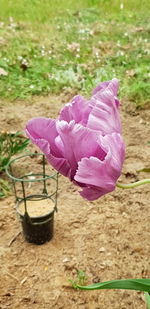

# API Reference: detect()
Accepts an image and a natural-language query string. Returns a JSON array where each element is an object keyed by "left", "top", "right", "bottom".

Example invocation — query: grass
[{"left": 0, "top": 0, "right": 150, "bottom": 106}]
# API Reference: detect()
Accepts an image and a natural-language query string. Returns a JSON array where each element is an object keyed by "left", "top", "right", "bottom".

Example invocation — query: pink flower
[{"left": 26, "top": 78, "right": 125, "bottom": 201}]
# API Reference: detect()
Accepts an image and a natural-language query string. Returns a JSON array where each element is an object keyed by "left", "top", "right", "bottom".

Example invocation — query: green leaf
[
  {"left": 0, "top": 131, "right": 29, "bottom": 172},
  {"left": 0, "top": 179, "right": 10, "bottom": 198},
  {"left": 137, "top": 168, "right": 150, "bottom": 173},
  {"left": 145, "top": 293, "right": 150, "bottom": 309},
  {"left": 74, "top": 279, "right": 150, "bottom": 293},
  {"left": 2, "top": 157, "right": 10, "bottom": 167}
]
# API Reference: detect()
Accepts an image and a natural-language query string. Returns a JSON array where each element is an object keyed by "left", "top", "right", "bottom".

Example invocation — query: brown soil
[{"left": 0, "top": 95, "right": 150, "bottom": 309}]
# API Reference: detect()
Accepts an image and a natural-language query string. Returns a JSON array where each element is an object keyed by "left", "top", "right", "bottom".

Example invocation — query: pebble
[
  {"left": 62, "top": 257, "right": 70, "bottom": 263},
  {"left": 139, "top": 119, "right": 144, "bottom": 124},
  {"left": 99, "top": 247, "right": 106, "bottom": 253}
]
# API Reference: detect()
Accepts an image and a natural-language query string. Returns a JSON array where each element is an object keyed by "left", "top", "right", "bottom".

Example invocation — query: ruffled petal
[
  {"left": 92, "top": 78, "right": 119, "bottom": 98},
  {"left": 26, "top": 117, "right": 62, "bottom": 157},
  {"left": 56, "top": 120, "right": 77, "bottom": 176},
  {"left": 56, "top": 120, "right": 107, "bottom": 178},
  {"left": 46, "top": 152, "right": 71, "bottom": 178},
  {"left": 26, "top": 118, "right": 71, "bottom": 177},
  {"left": 74, "top": 133, "right": 125, "bottom": 200},
  {"left": 100, "top": 133, "right": 125, "bottom": 175},
  {"left": 59, "top": 95, "right": 91, "bottom": 126},
  {"left": 92, "top": 80, "right": 110, "bottom": 95},
  {"left": 75, "top": 156, "right": 116, "bottom": 189},
  {"left": 79, "top": 186, "right": 111, "bottom": 201},
  {"left": 87, "top": 79, "right": 121, "bottom": 134}
]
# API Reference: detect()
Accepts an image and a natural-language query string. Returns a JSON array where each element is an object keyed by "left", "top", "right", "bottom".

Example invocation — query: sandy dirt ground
[{"left": 0, "top": 94, "right": 150, "bottom": 309}]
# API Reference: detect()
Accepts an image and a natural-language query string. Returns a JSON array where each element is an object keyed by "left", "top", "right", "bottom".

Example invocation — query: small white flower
[
  {"left": 41, "top": 50, "right": 45, "bottom": 56},
  {"left": 79, "top": 29, "right": 85, "bottom": 34},
  {"left": 3, "top": 57, "right": 9, "bottom": 62},
  {"left": 30, "top": 85, "right": 34, "bottom": 89},
  {"left": 120, "top": 3, "right": 124, "bottom": 9},
  {"left": 22, "top": 59, "right": 28, "bottom": 65},
  {"left": 116, "top": 50, "right": 124, "bottom": 57},
  {"left": 90, "top": 31, "right": 94, "bottom": 36},
  {"left": 18, "top": 56, "right": 23, "bottom": 61}
]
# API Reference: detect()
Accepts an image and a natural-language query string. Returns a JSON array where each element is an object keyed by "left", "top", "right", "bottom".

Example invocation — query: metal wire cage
[{"left": 6, "top": 153, "right": 59, "bottom": 244}]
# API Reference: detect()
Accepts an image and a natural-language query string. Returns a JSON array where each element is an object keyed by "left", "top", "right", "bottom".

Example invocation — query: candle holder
[{"left": 6, "top": 153, "right": 58, "bottom": 245}]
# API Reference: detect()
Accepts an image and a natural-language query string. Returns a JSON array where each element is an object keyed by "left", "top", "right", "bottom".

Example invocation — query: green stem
[{"left": 116, "top": 178, "right": 150, "bottom": 189}]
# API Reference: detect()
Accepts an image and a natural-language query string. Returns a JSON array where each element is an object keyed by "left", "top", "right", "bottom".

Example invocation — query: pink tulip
[{"left": 26, "top": 78, "right": 125, "bottom": 201}]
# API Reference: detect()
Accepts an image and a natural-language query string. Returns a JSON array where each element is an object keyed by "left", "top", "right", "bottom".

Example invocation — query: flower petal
[
  {"left": 74, "top": 133, "right": 125, "bottom": 200},
  {"left": 56, "top": 120, "right": 107, "bottom": 180},
  {"left": 75, "top": 156, "right": 115, "bottom": 190},
  {"left": 26, "top": 117, "right": 61, "bottom": 157},
  {"left": 100, "top": 133, "right": 125, "bottom": 174},
  {"left": 92, "top": 80, "right": 111, "bottom": 95},
  {"left": 59, "top": 95, "right": 91, "bottom": 126},
  {"left": 79, "top": 186, "right": 111, "bottom": 201},
  {"left": 26, "top": 117, "right": 71, "bottom": 177},
  {"left": 92, "top": 78, "right": 119, "bottom": 98},
  {"left": 87, "top": 80, "right": 121, "bottom": 134},
  {"left": 46, "top": 152, "right": 71, "bottom": 178}
]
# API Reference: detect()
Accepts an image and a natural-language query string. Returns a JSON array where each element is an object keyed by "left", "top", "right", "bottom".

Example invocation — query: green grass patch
[{"left": 0, "top": 0, "right": 150, "bottom": 106}]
